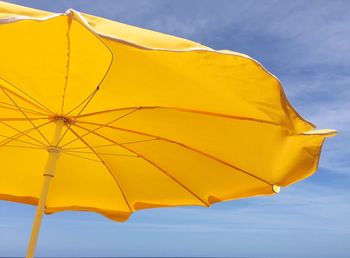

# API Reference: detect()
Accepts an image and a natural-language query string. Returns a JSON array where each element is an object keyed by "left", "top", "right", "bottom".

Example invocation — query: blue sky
[{"left": 0, "top": 1, "right": 349, "bottom": 258}]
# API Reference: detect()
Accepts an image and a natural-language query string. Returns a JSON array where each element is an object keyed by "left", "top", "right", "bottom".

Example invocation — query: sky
[{"left": 0, "top": 0, "right": 349, "bottom": 258}]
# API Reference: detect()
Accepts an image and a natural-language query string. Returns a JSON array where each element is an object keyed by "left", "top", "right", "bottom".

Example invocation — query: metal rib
[{"left": 74, "top": 123, "right": 210, "bottom": 207}]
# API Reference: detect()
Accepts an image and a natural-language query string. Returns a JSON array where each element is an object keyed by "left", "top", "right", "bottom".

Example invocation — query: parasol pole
[{"left": 26, "top": 119, "right": 64, "bottom": 258}]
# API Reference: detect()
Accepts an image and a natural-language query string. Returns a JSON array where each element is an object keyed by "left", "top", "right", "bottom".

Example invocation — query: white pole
[{"left": 26, "top": 119, "right": 64, "bottom": 258}]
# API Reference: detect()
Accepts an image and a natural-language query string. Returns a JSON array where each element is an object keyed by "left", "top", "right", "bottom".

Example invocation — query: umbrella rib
[
  {"left": 74, "top": 123, "right": 210, "bottom": 207},
  {"left": 0, "top": 117, "right": 48, "bottom": 121},
  {"left": 0, "top": 101, "right": 48, "bottom": 116},
  {"left": 0, "top": 120, "right": 52, "bottom": 148},
  {"left": 61, "top": 107, "right": 141, "bottom": 148},
  {"left": 119, "top": 138, "right": 160, "bottom": 145},
  {"left": 64, "top": 87, "right": 99, "bottom": 116},
  {"left": 75, "top": 106, "right": 279, "bottom": 126},
  {"left": 63, "top": 143, "right": 118, "bottom": 150},
  {"left": 61, "top": 151, "right": 103, "bottom": 163},
  {"left": 0, "top": 133, "right": 46, "bottom": 149},
  {"left": 0, "top": 88, "right": 51, "bottom": 145},
  {"left": 63, "top": 16, "right": 114, "bottom": 117},
  {"left": 0, "top": 76, "right": 53, "bottom": 114},
  {"left": 56, "top": 87, "right": 100, "bottom": 146},
  {"left": 0, "top": 145, "right": 45, "bottom": 150},
  {"left": 76, "top": 120, "right": 272, "bottom": 186},
  {"left": 62, "top": 139, "right": 158, "bottom": 150},
  {"left": 63, "top": 149, "right": 138, "bottom": 157},
  {"left": 0, "top": 120, "right": 49, "bottom": 147},
  {"left": 63, "top": 12, "right": 115, "bottom": 117},
  {"left": 67, "top": 126, "right": 133, "bottom": 213},
  {"left": 60, "top": 14, "right": 72, "bottom": 115}
]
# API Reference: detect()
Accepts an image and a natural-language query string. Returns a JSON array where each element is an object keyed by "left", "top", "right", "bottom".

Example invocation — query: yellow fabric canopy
[{"left": 0, "top": 1, "right": 335, "bottom": 225}]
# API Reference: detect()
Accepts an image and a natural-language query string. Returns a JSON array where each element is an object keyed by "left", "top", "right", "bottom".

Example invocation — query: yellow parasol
[{"left": 0, "top": 2, "right": 335, "bottom": 258}]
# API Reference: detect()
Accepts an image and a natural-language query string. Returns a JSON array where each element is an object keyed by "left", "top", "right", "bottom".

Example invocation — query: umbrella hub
[
  {"left": 49, "top": 114, "right": 74, "bottom": 125},
  {"left": 46, "top": 146, "right": 62, "bottom": 153}
]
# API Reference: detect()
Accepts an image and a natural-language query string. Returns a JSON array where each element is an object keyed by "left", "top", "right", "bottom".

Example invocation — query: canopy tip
[
  {"left": 65, "top": 8, "right": 77, "bottom": 16},
  {"left": 272, "top": 185, "right": 280, "bottom": 193},
  {"left": 302, "top": 129, "right": 337, "bottom": 137}
]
